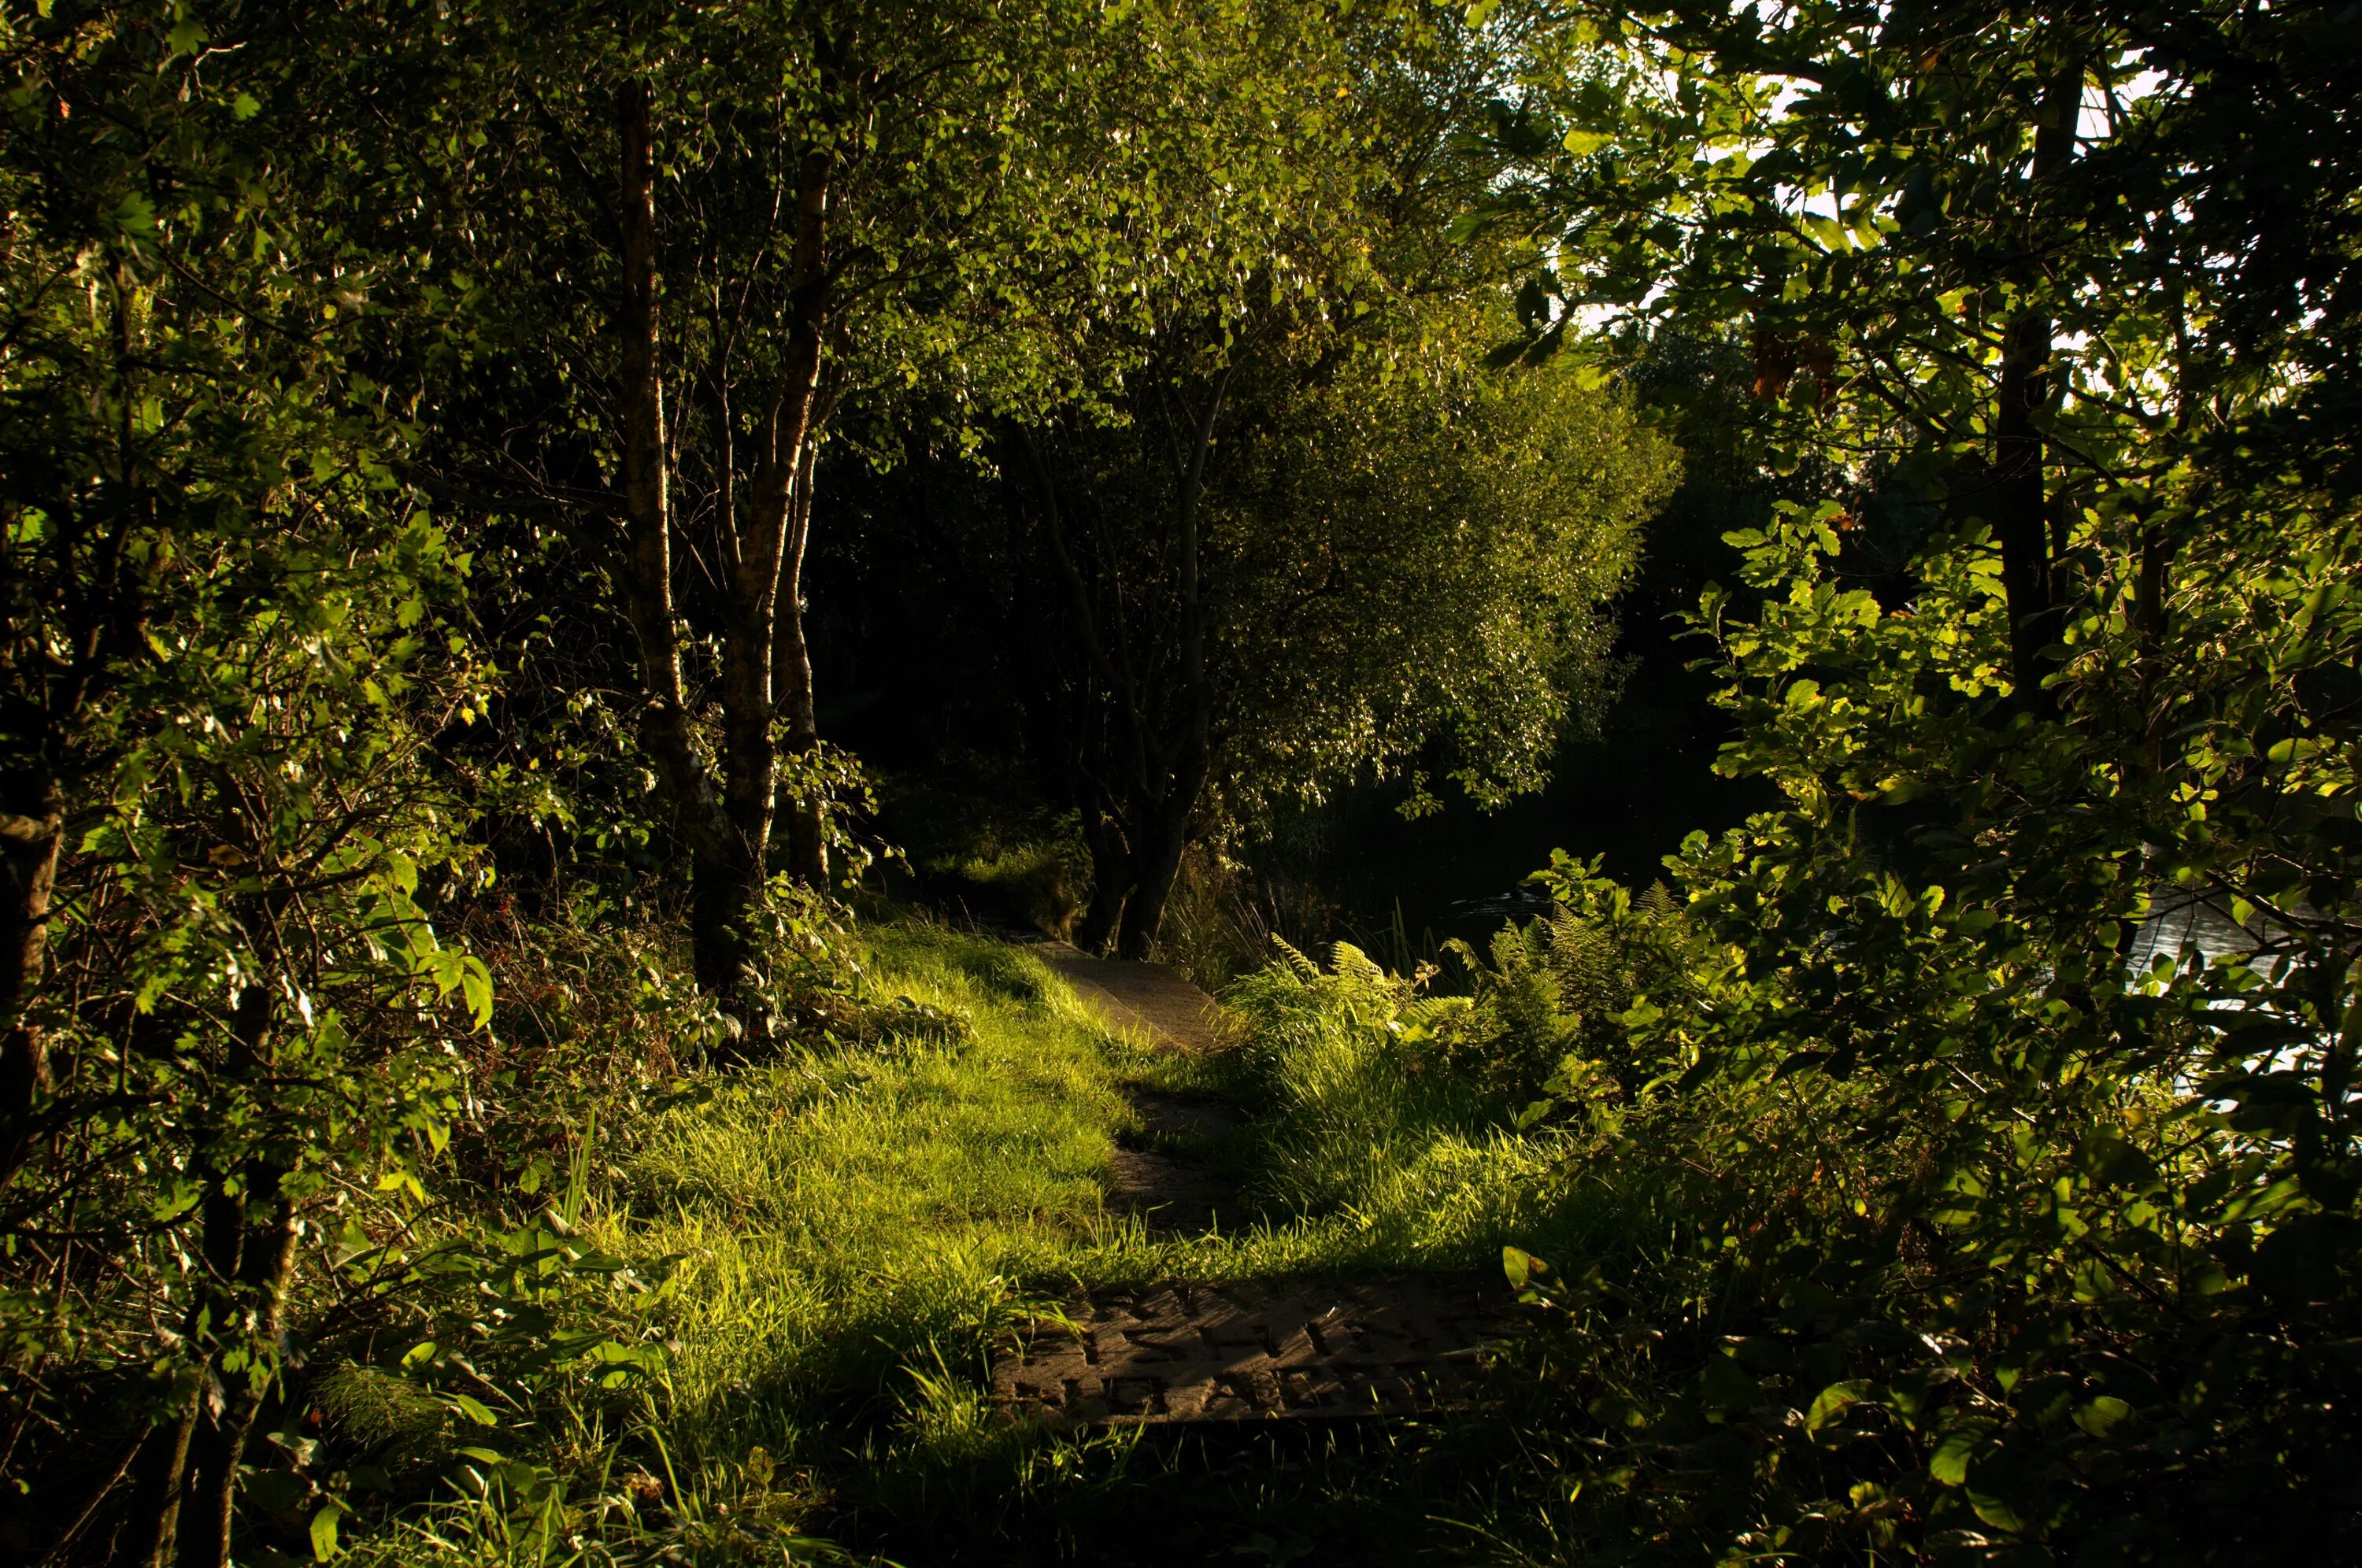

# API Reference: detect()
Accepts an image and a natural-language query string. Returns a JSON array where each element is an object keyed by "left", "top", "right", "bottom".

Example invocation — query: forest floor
[{"left": 350, "top": 917, "right": 1579, "bottom": 1567}]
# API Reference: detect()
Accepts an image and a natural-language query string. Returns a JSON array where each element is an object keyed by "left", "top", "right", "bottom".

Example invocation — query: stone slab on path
[
  {"left": 990, "top": 1276, "right": 1510, "bottom": 1426},
  {"left": 1031, "top": 941, "right": 1227, "bottom": 1054}
]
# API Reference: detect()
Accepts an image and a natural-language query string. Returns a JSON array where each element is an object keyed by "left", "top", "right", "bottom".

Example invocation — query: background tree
[
  {"left": 345, "top": 0, "right": 1355, "bottom": 1035},
  {"left": 1003, "top": 10, "right": 1675, "bottom": 956},
  {"left": 1020, "top": 311, "right": 1674, "bottom": 956},
  {"left": 1481, "top": 0, "right": 2357, "bottom": 718}
]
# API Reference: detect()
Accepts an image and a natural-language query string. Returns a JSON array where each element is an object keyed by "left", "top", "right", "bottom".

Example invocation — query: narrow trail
[
  {"left": 990, "top": 941, "right": 1508, "bottom": 1427},
  {"left": 1030, "top": 941, "right": 1240, "bottom": 1233}
]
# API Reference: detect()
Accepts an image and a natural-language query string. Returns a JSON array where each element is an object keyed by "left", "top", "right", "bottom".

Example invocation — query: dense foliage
[
  {"left": 1428, "top": 0, "right": 2362, "bottom": 1559},
  {"left": 3, "top": 0, "right": 2356, "bottom": 1562}
]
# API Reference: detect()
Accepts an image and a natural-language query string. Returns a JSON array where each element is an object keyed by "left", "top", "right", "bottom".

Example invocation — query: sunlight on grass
[{"left": 344, "top": 919, "right": 1596, "bottom": 1560}]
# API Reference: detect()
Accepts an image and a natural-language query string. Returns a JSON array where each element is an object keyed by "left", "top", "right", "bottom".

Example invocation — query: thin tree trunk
[
  {"left": 1020, "top": 428, "right": 1144, "bottom": 949},
  {"left": 1116, "top": 368, "right": 1233, "bottom": 960},
  {"left": 0, "top": 774, "right": 61, "bottom": 1187},
  {"left": 613, "top": 81, "right": 757, "bottom": 1026},
  {"left": 1117, "top": 801, "right": 1192, "bottom": 961},
  {"left": 158, "top": 979, "right": 283, "bottom": 1568},
  {"left": 1076, "top": 808, "right": 1131, "bottom": 954},
  {"left": 1020, "top": 427, "right": 1157, "bottom": 808},
  {"left": 180, "top": 1188, "right": 298, "bottom": 1568},
  {"left": 117, "top": 1099, "right": 256, "bottom": 1566},
  {"left": 776, "top": 437, "right": 825, "bottom": 886},
  {"left": 1992, "top": 310, "right": 2056, "bottom": 712},
  {"left": 2133, "top": 522, "right": 2178, "bottom": 777},
  {"left": 718, "top": 150, "right": 828, "bottom": 897},
  {"left": 111, "top": 972, "right": 268, "bottom": 1568},
  {"left": 1992, "top": 67, "right": 2082, "bottom": 716}
]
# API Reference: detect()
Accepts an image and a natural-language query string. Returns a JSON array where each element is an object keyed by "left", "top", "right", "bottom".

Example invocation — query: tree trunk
[
  {"left": 117, "top": 1139, "right": 254, "bottom": 1564},
  {"left": 1115, "top": 369, "right": 1228, "bottom": 960},
  {"left": 611, "top": 87, "right": 836, "bottom": 1035},
  {"left": 120, "top": 981, "right": 287, "bottom": 1568},
  {"left": 776, "top": 438, "right": 826, "bottom": 886},
  {"left": 1991, "top": 67, "right": 2082, "bottom": 717},
  {"left": 117, "top": 1183, "right": 295, "bottom": 1568},
  {"left": 1021, "top": 362, "right": 1232, "bottom": 963},
  {"left": 1993, "top": 309, "right": 2057, "bottom": 713},
  {"left": 111, "top": 982, "right": 273, "bottom": 1568},
  {"left": 1116, "top": 805, "right": 1189, "bottom": 961},
  {"left": 0, "top": 773, "right": 61, "bottom": 1188},
  {"left": 612, "top": 81, "right": 761, "bottom": 1029},
  {"left": 606, "top": 83, "right": 852, "bottom": 1044},
  {"left": 1075, "top": 808, "right": 1131, "bottom": 954},
  {"left": 180, "top": 1187, "right": 298, "bottom": 1568}
]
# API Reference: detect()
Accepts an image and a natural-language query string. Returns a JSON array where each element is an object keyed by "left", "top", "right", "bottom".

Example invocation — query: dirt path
[
  {"left": 1030, "top": 941, "right": 1241, "bottom": 1234},
  {"left": 995, "top": 940, "right": 1509, "bottom": 1426}
]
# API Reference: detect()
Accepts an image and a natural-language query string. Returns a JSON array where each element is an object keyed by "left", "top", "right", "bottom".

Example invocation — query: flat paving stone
[
  {"left": 990, "top": 1276, "right": 1509, "bottom": 1426},
  {"left": 1032, "top": 941, "right": 1227, "bottom": 1053}
]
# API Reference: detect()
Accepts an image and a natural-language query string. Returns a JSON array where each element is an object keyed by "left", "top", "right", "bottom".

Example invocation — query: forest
[{"left": 2, "top": 1, "right": 2357, "bottom": 1562}]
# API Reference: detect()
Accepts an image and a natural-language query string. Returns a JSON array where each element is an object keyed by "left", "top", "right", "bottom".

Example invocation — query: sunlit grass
[{"left": 341, "top": 916, "right": 1598, "bottom": 1562}]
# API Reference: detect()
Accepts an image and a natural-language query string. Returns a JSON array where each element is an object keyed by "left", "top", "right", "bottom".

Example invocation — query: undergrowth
[{"left": 298, "top": 911, "right": 1626, "bottom": 1566}]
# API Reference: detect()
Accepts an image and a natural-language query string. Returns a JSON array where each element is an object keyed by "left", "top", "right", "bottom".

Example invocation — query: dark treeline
[{"left": 4, "top": 1, "right": 2361, "bottom": 1563}]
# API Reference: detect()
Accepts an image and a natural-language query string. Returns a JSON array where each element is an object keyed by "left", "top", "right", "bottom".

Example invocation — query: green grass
[{"left": 335, "top": 918, "right": 1600, "bottom": 1566}]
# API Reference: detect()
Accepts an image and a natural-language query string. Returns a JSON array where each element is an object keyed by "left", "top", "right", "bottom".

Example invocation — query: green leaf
[
  {"left": 308, "top": 1502, "right": 343, "bottom": 1562},
  {"left": 2075, "top": 1133, "right": 2159, "bottom": 1189},
  {"left": 1502, "top": 1245, "right": 1549, "bottom": 1290},
  {"left": 1805, "top": 1379, "right": 1868, "bottom": 1432},
  {"left": 1698, "top": 1352, "right": 1760, "bottom": 1411},
  {"left": 447, "top": 1392, "right": 497, "bottom": 1426},
  {"left": 2072, "top": 1395, "right": 2134, "bottom": 1438},
  {"left": 461, "top": 956, "right": 493, "bottom": 1030},
  {"left": 1930, "top": 1428, "right": 1980, "bottom": 1486},
  {"left": 1968, "top": 1488, "right": 2029, "bottom": 1533}
]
